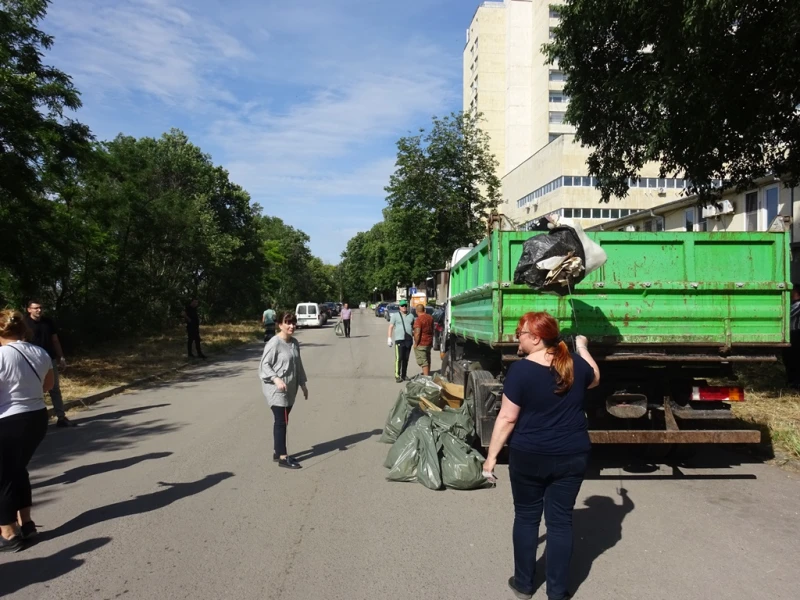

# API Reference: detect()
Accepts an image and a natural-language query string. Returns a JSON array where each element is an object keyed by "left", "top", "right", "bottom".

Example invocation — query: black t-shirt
[
  {"left": 503, "top": 354, "right": 594, "bottom": 455},
  {"left": 24, "top": 315, "right": 59, "bottom": 358},
  {"left": 185, "top": 304, "right": 200, "bottom": 328}
]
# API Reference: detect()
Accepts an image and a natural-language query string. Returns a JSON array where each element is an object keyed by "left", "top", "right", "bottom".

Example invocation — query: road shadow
[
  {"left": 0, "top": 537, "right": 112, "bottom": 596},
  {"left": 31, "top": 404, "right": 179, "bottom": 474},
  {"left": 297, "top": 343, "right": 331, "bottom": 348},
  {"left": 33, "top": 452, "right": 173, "bottom": 489},
  {"left": 294, "top": 429, "right": 382, "bottom": 463},
  {"left": 532, "top": 489, "right": 635, "bottom": 597},
  {"left": 42, "top": 471, "right": 234, "bottom": 541},
  {"left": 344, "top": 335, "right": 369, "bottom": 339}
]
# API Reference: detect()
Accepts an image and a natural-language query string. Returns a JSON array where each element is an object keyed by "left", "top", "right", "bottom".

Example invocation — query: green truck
[{"left": 438, "top": 226, "right": 791, "bottom": 447}]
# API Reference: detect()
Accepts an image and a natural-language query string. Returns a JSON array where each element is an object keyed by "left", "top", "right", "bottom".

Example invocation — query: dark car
[
  {"left": 321, "top": 302, "right": 338, "bottom": 317},
  {"left": 375, "top": 302, "right": 388, "bottom": 317}
]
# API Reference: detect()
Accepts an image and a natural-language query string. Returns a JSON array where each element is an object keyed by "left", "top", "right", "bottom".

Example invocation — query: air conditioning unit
[
  {"left": 657, "top": 187, "right": 666, "bottom": 195},
  {"left": 718, "top": 200, "right": 734, "bottom": 215},
  {"left": 701, "top": 204, "right": 719, "bottom": 219}
]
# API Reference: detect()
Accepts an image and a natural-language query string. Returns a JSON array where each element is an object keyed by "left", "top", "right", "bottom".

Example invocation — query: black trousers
[
  {"left": 343, "top": 319, "right": 351, "bottom": 338},
  {"left": 394, "top": 343, "right": 411, "bottom": 379},
  {"left": 271, "top": 405, "right": 293, "bottom": 457},
  {"left": 0, "top": 409, "right": 48, "bottom": 524},
  {"left": 187, "top": 326, "right": 202, "bottom": 356}
]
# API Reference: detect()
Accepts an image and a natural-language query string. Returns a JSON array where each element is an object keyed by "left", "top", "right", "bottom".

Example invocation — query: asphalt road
[{"left": 2, "top": 311, "right": 799, "bottom": 600}]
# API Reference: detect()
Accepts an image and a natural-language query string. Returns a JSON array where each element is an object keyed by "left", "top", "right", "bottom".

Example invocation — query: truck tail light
[{"left": 691, "top": 386, "right": 745, "bottom": 402}]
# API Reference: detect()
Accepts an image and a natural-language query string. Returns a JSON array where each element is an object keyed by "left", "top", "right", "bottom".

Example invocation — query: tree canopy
[
  {"left": 0, "top": 1, "right": 334, "bottom": 347},
  {"left": 546, "top": 0, "right": 800, "bottom": 201},
  {"left": 339, "top": 112, "right": 501, "bottom": 302}
]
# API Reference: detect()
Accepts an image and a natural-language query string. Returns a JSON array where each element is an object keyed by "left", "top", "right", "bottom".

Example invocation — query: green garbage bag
[
  {"left": 429, "top": 405, "right": 475, "bottom": 443},
  {"left": 440, "top": 432, "right": 493, "bottom": 490},
  {"left": 415, "top": 418, "right": 443, "bottom": 490},
  {"left": 380, "top": 390, "right": 411, "bottom": 444},
  {"left": 384, "top": 421, "right": 418, "bottom": 468},
  {"left": 386, "top": 426, "right": 421, "bottom": 482},
  {"left": 403, "top": 375, "right": 443, "bottom": 409}
]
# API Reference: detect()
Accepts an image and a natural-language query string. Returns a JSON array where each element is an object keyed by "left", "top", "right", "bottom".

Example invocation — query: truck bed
[{"left": 449, "top": 231, "right": 790, "bottom": 353}]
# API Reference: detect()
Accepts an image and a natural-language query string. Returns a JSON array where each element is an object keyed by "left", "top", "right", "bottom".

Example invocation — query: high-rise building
[
  {"left": 464, "top": 0, "right": 671, "bottom": 230},
  {"left": 463, "top": 2, "right": 507, "bottom": 177}
]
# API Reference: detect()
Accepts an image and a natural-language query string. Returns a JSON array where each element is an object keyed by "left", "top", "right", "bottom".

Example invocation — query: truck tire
[{"left": 467, "top": 370, "right": 501, "bottom": 447}]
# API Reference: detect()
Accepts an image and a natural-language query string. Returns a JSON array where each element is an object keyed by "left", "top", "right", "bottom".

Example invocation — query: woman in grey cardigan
[{"left": 259, "top": 311, "right": 308, "bottom": 469}]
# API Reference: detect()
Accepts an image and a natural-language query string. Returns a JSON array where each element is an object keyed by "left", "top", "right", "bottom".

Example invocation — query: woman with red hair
[{"left": 484, "top": 311, "right": 600, "bottom": 600}]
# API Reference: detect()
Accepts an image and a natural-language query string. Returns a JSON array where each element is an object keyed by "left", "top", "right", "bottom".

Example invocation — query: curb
[{"left": 49, "top": 340, "right": 262, "bottom": 419}]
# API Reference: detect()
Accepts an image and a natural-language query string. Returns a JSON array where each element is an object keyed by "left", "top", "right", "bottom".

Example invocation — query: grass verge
[
  {"left": 58, "top": 322, "right": 261, "bottom": 403},
  {"left": 729, "top": 362, "right": 800, "bottom": 460}
]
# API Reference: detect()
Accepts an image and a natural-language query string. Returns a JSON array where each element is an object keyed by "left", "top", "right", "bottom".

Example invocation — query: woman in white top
[{"left": 0, "top": 309, "right": 54, "bottom": 552}]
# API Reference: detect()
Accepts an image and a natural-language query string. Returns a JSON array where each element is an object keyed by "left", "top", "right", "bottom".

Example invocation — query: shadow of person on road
[
  {"left": 534, "top": 488, "right": 634, "bottom": 596},
  {"left": 71, "top": 404, "right": 172, "bottom": 425},
  {"left": 0, "top": 537, "right": 111, "bottom": 596},
  {"left": 42, "top": 472, "right": 234, "bottom": 541},
  {"left": 33, "top": 452, "right": 173, "bottom": 489},
  {"left": 293, "top": 429, "right": 382, "bottom": 463}
]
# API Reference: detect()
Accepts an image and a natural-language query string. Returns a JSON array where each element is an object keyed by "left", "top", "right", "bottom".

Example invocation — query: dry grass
[
  {"left": 58, "top": 322, "right": 261, "bottom": 403},
  {"left": 727, "top": 363, "right": 800, "bottom": 459}
]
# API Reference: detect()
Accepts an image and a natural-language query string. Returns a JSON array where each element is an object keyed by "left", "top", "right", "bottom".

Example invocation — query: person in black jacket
[{"left": 182, "top": 299, "right": 206, "bottom": 359}]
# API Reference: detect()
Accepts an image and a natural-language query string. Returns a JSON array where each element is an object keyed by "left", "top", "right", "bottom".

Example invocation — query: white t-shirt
[{"left": 0, "top": 341, "right": 51, "bottom": 418}]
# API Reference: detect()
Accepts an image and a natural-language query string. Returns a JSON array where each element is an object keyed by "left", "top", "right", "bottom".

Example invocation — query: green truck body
[{"left": 442, "top": 230, "right": 791, "bottom": 446}]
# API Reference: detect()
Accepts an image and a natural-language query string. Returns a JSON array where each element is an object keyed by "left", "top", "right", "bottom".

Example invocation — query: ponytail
[{"left": 550, "top": 340, "right": 574, "bottom": 394}]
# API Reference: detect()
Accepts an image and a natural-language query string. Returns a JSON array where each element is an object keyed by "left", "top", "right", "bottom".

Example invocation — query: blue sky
[{"left": 43, "top": 0, "right": 477, "bottom": 263}]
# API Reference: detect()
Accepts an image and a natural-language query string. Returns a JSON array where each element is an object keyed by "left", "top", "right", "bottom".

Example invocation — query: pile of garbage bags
[
  {"left": 380, "top": 375, "right": 493, "bottom": 491},
  {"left": 514, "top": 215, "right": 608, "bottom": 293}
]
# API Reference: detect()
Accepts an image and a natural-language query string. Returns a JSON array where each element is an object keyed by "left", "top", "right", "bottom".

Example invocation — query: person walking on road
[
  {"left": 259, "top": 311, "right": 308, "bottom": 470},
  {"left": 24, "top": 300, "right": 74, "bottom": 428},
  {"left": 387, "top": 300, "right": 415, "bottom": 383},
  {"left": 413, "top": 304, "right": 434, "bottom": 376},
  {"left": 262, "top": 303, "right": 277, "bottom": 343},
  {"left": 0, "top": 309, "right": 54, "bottom": 551},
  {"left": 340, "top": 303, "right": 352, "bottom": 338},
  {"left": 482, "top": 311, "right": 600, "bottom": 600},
  {"left": 183, "top": 299, "right": 206, "bottom": 359}
]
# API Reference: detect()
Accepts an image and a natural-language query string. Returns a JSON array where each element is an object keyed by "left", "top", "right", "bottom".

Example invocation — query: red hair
[{"left": 517, "top": 311, "right": 574, "bottom": 393}]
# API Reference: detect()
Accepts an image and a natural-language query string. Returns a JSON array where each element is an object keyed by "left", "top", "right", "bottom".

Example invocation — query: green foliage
[
  {"left": 546, "top": 0, "right": 800, "bottom": 202},
  {"left": 0, "top": 1, "right": 335, "bottom": 346},
  {"left": 340, "top": 112, "right": 501, "bottom": 301}
]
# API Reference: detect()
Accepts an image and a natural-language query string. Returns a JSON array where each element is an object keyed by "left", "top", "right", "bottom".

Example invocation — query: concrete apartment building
[{"left": 463, "top": 0, "right": 668, "bottom": 230}]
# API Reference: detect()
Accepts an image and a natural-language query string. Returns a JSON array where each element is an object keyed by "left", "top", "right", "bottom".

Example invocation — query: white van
[{"left": 295, "top": 302, "right": 323, "bottom": 328}]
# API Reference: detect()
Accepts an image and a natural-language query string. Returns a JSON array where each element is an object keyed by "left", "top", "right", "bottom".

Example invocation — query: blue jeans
[{"left": 509, "top": 448, "right": 589, "bottom": 600}]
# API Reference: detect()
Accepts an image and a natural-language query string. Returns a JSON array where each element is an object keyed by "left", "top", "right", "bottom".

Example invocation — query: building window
[
  {"left": 685, "top": 208, "right": 696, "bottom": 232},
  {"left": 548, "top": 133, "right": 562, "bottom": 143},
  {"left": 549, "top": 28, "right": 556, "bottom": 40},
  {"left": 602, "top": 209, "right": 610, "bottom": 219},
  {"left": 765, "top": 186, "right": 779, "bottom": 228},
  {"left": 549, "top": 91, "right": 567, "bottom": 103},
  {"left": 667, "top": 179, "right": 676, "bottom": 189},
  {"left": 745, "top": 191, "right": 758, "bottom": 231},
  {"left": 549, "top": 112, "right": 566, "bottom": 124},
  {"left": 563, "top": 208, "right": 573, "bottom": 218},
  {"left": 592, "top": 209, "right": 602, "bottom": 219},
  {"left": 549, "top": 70, "right": 566, "bottom": 82},
  {"left": 697, "top": 212, "right": 708, "bottom": 232},
  {"left": 611, "top": 209, "right": 620, "bottom": 218},
  {"left": 549, "top": 8, "right": 560, "bottom": 18}
]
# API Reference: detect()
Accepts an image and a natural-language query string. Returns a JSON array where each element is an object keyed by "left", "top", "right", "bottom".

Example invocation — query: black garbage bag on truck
[{"left": 513, "top": 226, "right": 586, "bottom": 292}]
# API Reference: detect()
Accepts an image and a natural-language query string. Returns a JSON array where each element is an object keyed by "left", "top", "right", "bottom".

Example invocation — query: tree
[
  {"left": 0, "top": 0, "right": 92, "bottom": 305},
  {"left": 383, "top": 112, "right": 501, "bottom": 283},
  {"left": 546, "top": 0, "right": 800, "bottom": 202}
]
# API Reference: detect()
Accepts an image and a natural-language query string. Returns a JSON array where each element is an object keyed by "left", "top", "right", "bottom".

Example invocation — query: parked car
[
  {"left": 375, "top": 302, "right": 388, "bottom": 317},
  {"left": 295, "top": 302, "right": 324, "bottom": 328},
  {"left": 383, "top": 303, "right": 400, "bottom": 322},
  {"left": 321, "top": 302, "right": 338, "bottom": 318},
  {"left": 359, "top": 301, "right": 367, "bottom": 309}
]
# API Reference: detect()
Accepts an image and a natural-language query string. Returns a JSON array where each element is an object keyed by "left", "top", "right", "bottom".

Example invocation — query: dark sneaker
[
  {"left": 0, "top": 535, "right": 24, "bottom": 553},
  {"left": 19, "top": 521, "right": 37, "bottom": 540},
  {"left": 56, "top": 417, "right": 76, "bottom": 428},
  {"left": 507, "top": 577, "right": 533, "bottom": 600},
  {"left": 395, "top": 377, "right": 403, "bottom": 383},
  {"left": 278, "top": 457, "right": 302, "bottom": 470}
]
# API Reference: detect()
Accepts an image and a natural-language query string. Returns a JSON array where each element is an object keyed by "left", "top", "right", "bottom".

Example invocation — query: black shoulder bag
[{"left": 399, "top": 314, "right": 414, "bottom": 348}]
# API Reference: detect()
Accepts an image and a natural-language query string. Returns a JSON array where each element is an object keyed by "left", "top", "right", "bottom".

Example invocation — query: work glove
[{"left": 387, "top": 337, "right": 393, "bottom": 347}]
